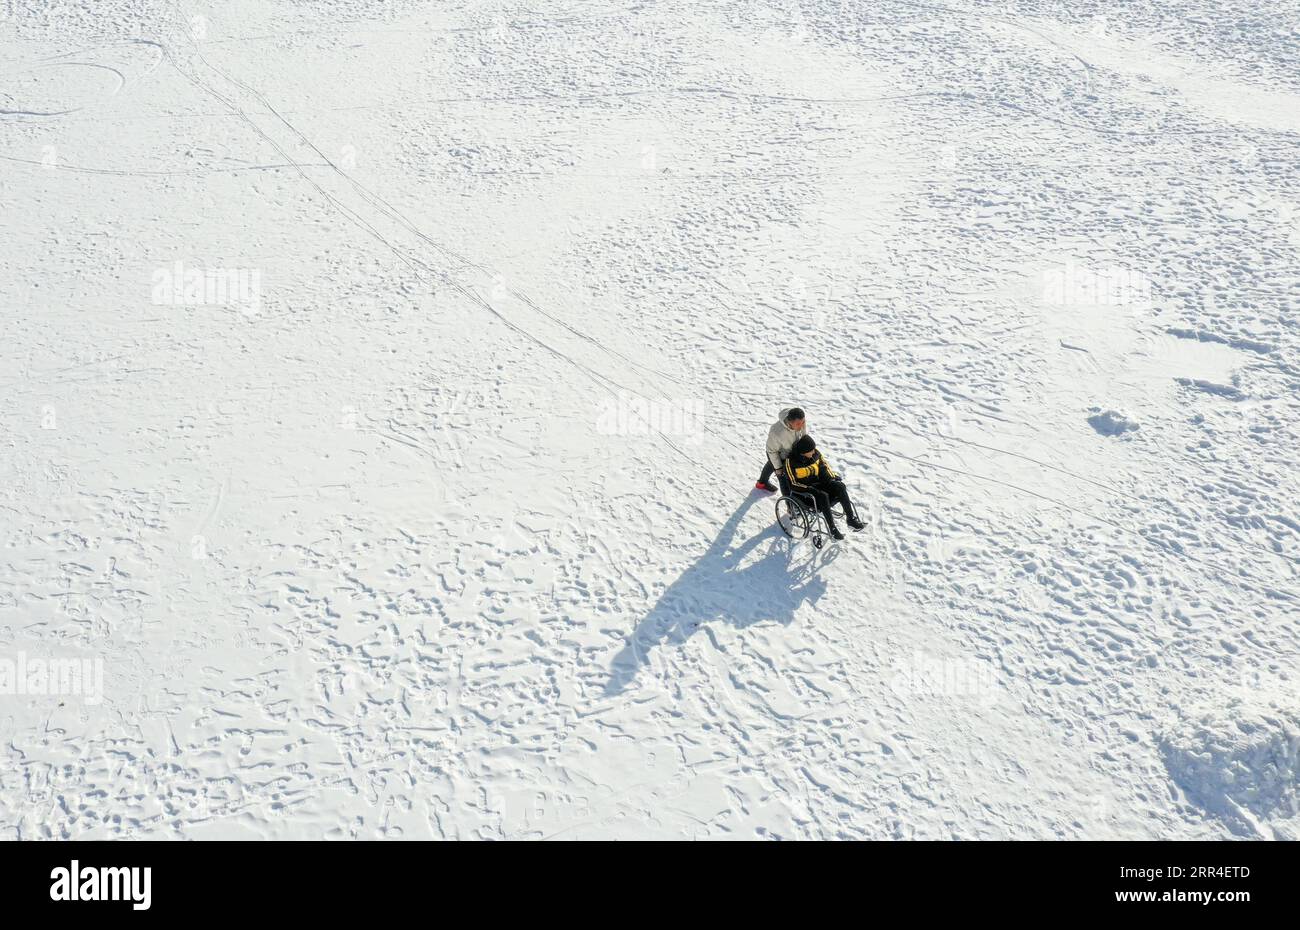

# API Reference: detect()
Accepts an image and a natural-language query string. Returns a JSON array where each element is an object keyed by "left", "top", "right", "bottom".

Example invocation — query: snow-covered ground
[{"left": 1, "top": 0, "right": 1297, "bottom": 840}]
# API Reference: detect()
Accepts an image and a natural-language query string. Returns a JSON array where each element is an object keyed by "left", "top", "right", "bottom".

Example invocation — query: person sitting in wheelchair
[{"left": 782, "top": 435, "right": 866, "bottom": 540}]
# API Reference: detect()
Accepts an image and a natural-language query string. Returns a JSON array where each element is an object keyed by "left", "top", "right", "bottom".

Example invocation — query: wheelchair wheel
[{"left": 775, "top": 495, "right": 811, "bottom": 541}]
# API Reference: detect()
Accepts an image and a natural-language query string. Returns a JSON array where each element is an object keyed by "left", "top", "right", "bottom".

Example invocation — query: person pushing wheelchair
[
  {"left": 755, "top": 407, "right": 807, "bottom": 494},
  {"left": 782, "top": 435, "right": 865, "bottom": 540}
]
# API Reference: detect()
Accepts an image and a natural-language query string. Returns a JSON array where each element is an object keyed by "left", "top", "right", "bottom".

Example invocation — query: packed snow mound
[
  {"left": 1086, "top": 408, "right": 1139, "bottom": 436},
  {"left": 1160, "top": 698, "right": 1300, "bottom": 837}
]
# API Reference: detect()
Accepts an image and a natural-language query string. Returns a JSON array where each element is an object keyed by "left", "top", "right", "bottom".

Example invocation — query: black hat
[
  {"left": 786, "top": 407, "right": 805, "bottom": 423},
  {"left": 792, "top": 435, "right": 816, "bottom": 456}
]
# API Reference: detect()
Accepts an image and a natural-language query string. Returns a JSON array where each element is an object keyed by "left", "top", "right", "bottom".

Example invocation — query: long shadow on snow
[{"left": 604, "top": 495, "right": 834, "bottom": 696}]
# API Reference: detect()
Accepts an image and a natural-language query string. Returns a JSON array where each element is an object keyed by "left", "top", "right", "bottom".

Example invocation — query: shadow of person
[{"left": 604, "top": 495, "right": 836, "bottom": 696}]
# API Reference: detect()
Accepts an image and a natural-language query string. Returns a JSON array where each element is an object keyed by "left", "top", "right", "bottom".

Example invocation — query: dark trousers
[
  {"left": 759, "top": 460, "right": 794, "bottom": 494},
  {"left": 796, "top": 479, "right": 857, "bottom": 528}
]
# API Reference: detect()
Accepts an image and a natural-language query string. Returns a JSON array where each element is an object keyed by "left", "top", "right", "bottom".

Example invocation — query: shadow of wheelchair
[{"left": 603, "top": 495, "right": 838, "bottom": 696}]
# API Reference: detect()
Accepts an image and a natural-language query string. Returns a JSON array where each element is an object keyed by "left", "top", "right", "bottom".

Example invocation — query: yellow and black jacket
[{"left": 784, "top": 452, "right": 839, "bottom": 489}]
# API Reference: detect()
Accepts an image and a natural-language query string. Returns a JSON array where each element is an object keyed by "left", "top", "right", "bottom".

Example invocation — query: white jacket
[{"left": 766, "top": 408, "right": 807, "bottom": 469}]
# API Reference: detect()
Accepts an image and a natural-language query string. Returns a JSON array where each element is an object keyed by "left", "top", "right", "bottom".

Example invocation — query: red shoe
[{"left": 755, "top": 481, "right": 777, "bottom": 493}]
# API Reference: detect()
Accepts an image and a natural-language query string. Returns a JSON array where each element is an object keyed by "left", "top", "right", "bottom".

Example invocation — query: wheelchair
[{"left": 775, "top": 485, "right": 849, "bottom": 549}]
